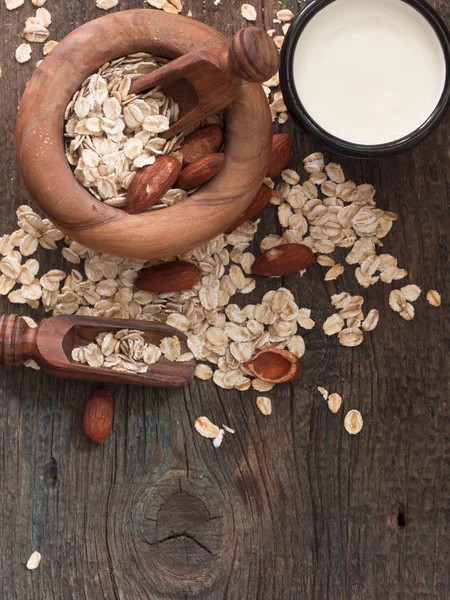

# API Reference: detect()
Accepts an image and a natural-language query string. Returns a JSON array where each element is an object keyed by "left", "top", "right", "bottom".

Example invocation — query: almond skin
[
  {"left": 180, "top": 124, "right": 224, "bottom": 165},
  {"left": 226, "top": 183, "right": 273, "bottom": 232},
  {"left": 83, "top": 387, "right": 113, "bottom": 444},
  {"left": 246, "top": 348, "right": 300, "bottom": 383},
  {"left": 135, "top": 260, "right": 202, "bottom": 293},
  {"left": 177, "top": 153, "right": 225, "bottom": 190},
  {"left": 251, "top": 243, "right": 314, "bottom": 276},
  {"left": 125, "top": 156, "right": 182, "bottom": 214},
  {"left": 266, "top": 133, "right": 293, "bottom": 178}
]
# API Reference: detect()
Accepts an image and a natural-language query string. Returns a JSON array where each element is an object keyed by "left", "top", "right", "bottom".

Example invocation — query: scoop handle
[
  {"left": 227, "top": 27, "right": 279, "bottom": 83},
  {"left": 0, "top": 314, "right": 38, "bottom": 368}
]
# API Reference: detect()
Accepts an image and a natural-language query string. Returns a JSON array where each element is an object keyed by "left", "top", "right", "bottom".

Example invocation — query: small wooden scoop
[
  {"left": 129, "top": 27, "right": 279, "bottom": 139},
  {"left": 0, "top": 314, "right": 195, "bottom": 387}
]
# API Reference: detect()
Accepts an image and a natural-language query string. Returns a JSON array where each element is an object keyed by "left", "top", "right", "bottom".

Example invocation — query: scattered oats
[
  {"left": 26, "top": 551, "right": 41, "bottom": 570},
  {"left": 276, "top": 8, "right": 294, "bottom": 21},
  {"left": 426, "top": 289, "right": 441, "bottom": 307},
  {"left": 194, "top": 416, "right": 220, "bottom": 439},
  {"left": 317, "top": 386, "right": 328, "bottom": 400},
  {"left": 147, "top": 0, "right": 165, "bottom": 7},
  {"left": 16, "top": 44, "right": 32, "bottom": 64},
  {"left": 222, "top": 424, "right": 235, "bottom": 434},
  {"left": 241, "top": 3, "right": 257, "bottom": 21},
  {"left": 297, "top": 308, "right": 315, "bottom": 330},
  {"left": 6, "top": 0, "right": 24, "bottom": 9},
  {"left": 24, "top": 359, "right": 41, "bottom": 370},
  {"left": 303, "top": 152, "right": 324, "bottom": 174},
  {"left": 400, "top": 302, "right": 415, "bottom": 321},
  {"left": 325, "top": 163, "right": 345, "bottom": 184},
  {"left": 389, "top": 289, "right": 407, "bottom": 313},
  {"left": 36, "top": 7, "right": 51, "bottom": 26},
  {"left": 43, "top": 40, "right": 58, "bottom": 55},
  {"left": 287, "top": 335, "right": 305, "bottom": 358},
  {"left": 400, "top": 284, "right": 421, "bottom": 302},
  {"left": 325, "top": 263, "right": 344, "bottom": 281},
  {"left": 96, "top": 0, "right": 118, "bottom": 9},
  {"left": 23, "top": 17, "right": 49, "bottom": 43},
  {"left": 252, "top": 379, "right": 275, "bottom": 392},
  {"left": 256, "top": 396, "right": 272, "bottom": 415},
  {"left": 323, "top": 313, "right": 345, "bottom": 336},
  {"left": 271, "top": 91, "right": 286, "bottom": 113},
  {"left": 344, "top": 410, "right": 363, "bottom": 434},
  {"left": 195, "top": 364, "right": 213, "bottom": 380},
  {"left": 166, "top": 313, "right": 189, "bottom": 331},
  {"left": 338, "top": 327, "right": 364, "bottom": 347},
  {"left": 273, "top": 36, "right": 284, "bottom": 50},
  {"left": 361, "top": 309, "right": 379, "bottom": 332},
  {"left": 213, "top": 428, "right": 225, "bottom": 448},
  {"left": 327, "top": 392, "right": 342, "bottom": 413},
  {"left": 281, "top": 169, "right": 300, "bottom": 185},
  {"left": 20, "top": 316, "right": 38, "bottom": 330},
  {"left": 32, "top": 0, "right": 46, "bottom": 5},
  {"left": 317, "top": 255, "right": 335, "bottom": 267}
]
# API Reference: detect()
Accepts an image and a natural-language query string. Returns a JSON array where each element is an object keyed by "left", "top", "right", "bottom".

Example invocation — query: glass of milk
[{"left": 279, "top": 0, "right": 450, "bottom": 157}]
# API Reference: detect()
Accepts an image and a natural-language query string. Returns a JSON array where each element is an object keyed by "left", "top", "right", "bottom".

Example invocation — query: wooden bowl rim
[{"left": 16, "top": 9, "right": 272, "bottom": 259}]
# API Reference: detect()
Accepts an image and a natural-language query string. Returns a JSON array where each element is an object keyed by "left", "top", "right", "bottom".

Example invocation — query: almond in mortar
[
  {"left": 125, "top": 156, "right": 182, "bottom": 214},
  {"left": 181, "top": 124, "right": 224, "bottom": 165},
  {"left": 177, "top": 153, "right": 225, "bottom": 190}
]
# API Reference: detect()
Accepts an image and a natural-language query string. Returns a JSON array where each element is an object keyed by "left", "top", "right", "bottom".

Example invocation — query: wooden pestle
[
  {"left": 129, "top": 27, "right": 280, "bottom": 138},
  {"left": 0, "top": 314, "right": 195, "bottom": 387}
]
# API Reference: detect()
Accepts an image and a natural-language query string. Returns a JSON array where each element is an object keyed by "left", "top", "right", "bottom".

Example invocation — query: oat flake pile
[{"left": 2, "top": 1, "right": 441, "bottom": 448}]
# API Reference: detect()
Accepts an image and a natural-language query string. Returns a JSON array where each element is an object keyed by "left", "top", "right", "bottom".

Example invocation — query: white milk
[{"left": 292, "top": 0, "right": 446, "bottom": 145}]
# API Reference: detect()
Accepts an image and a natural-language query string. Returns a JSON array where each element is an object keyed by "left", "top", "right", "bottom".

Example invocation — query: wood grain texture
[{"left": 0, "top": 0, "right": 449, "bottom": 598}]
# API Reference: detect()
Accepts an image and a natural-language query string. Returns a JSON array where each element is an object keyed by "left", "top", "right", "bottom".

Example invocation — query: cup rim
[{"left": 279, "top": 0, "right": 450, "bottom": 158}]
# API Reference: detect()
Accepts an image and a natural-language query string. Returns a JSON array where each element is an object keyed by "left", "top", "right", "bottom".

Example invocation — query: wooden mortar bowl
[{"left": 16, "top": 10, "right": 272, "bottom": 260}]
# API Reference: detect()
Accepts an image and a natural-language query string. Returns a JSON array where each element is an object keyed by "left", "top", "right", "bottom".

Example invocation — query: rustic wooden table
[{"left": 0, "top": 1, "right": 449, "bottom": 598}]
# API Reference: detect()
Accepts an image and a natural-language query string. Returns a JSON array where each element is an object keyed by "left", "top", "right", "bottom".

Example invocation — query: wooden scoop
[
  {"left": 0, "top": 314, "right": 195, "bottom": 387},
  {"left": 129, "top": 27, "right": 280, "bottom": 138}
]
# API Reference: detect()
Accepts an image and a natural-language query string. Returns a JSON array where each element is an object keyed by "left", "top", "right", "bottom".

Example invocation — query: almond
[
  {"left": 226, "top": 183, "right": 273, "bottom": 232},
  {"left": 82, "top": 386, "right": 113, "bottom": 444},
  {"left": 135, "top": 260, "right": 202, "bottom": 293},
  {"left": 177, "top": 153, "right": 225, "bottom": 190},
  {"left": 251, "top": 243, "right": 314, "bottom": 276},
  {"left": 266, "top": 134, "right": 293, "bottom": 178},
  {"left": 246, "top": 348, "right": 300, "bottom": 383},
  {"left": 125, "top": 156, "right": 182, "bottom": 214},
  {"left": 180, "top": 124, "right": 224, "bottom": 165}
]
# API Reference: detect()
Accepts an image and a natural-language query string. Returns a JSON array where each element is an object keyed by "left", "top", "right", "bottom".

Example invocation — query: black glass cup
[{"left": 279, "top": 0, "right": 450, "bottom": 157}]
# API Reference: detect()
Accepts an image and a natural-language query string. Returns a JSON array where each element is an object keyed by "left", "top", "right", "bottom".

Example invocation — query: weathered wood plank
[{"left": 0, "top": 0, "right": 448, "bottom": 598}]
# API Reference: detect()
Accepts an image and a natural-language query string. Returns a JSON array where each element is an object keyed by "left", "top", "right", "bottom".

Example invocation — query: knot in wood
[{"left": 131, "top": 469, "right": 228, "bottom": 595}]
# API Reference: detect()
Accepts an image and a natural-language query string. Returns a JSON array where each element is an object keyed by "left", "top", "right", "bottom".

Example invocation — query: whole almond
[
  {"left": 246, "top": 348, "right": 300, "bottom": 383},
  {"left": 135, "top": 260, "right": 202, "bottom": 293},
  {"left": 226, "top": 183, "right": 273, "bottom": 232},
  {"left": 266, "top": 133, "right": 293, "bottom": 178},
  {"left": 83, "top": 386, "right": 113, "bottom": 444},
  {"left": 177, "top": 153, "right": 225, "bottom": 190},
  {"left": 251, "top": 243, "right": 314, "bottom": 276},
  {"left": 125, "top": 156, "right": 182, "bottom": 214},
  {"left": 180, "top": 124, "right": 224, "bottom": 165}
]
